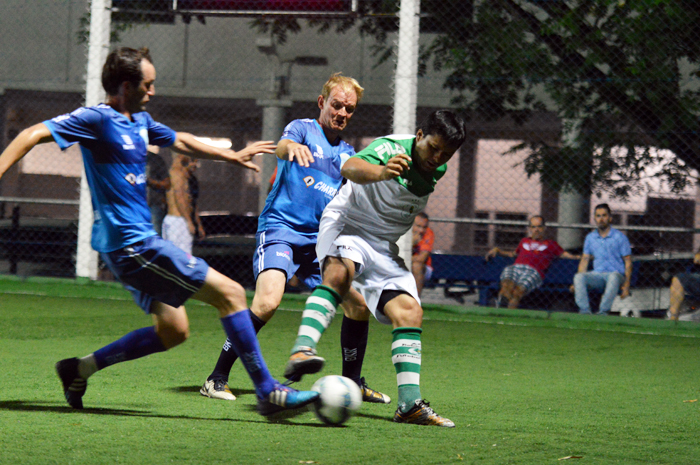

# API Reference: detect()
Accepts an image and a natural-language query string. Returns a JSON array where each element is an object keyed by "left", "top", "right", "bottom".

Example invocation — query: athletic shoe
[
  {"left": 283, "top": 346, "right": 325, "bottom": 380},
  {"left": 200, "top": 379, "right": 236, "bottom": 401},
  {"left": 56, "top": 357, "right": 87, "bottom": 409},
  {"left": 257, "top": 383, "right": 320, "bottom": 416},
  {"left": 393, "top": 399, "right": 455, "bottom": 427},
  {"left": 360, "top": 377, "right": 391, "bottom": 404}
]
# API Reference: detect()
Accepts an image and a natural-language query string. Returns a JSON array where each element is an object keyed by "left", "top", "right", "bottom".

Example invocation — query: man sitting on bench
[{"left": 486, "top": 215, "right": 578, "bottom": 309}]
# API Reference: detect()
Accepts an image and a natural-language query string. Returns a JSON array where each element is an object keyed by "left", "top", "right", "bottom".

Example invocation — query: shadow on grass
[
  {"left": 168, "top": 385, "right": 256, "bottom": 397},
  {"left": 0, "top": 400, "right": 315, "bottom": 425}
]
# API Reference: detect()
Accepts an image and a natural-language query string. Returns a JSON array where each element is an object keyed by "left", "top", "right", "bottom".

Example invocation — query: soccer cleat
[
  {"left": 393, "top": 399, "right": 455, "bottom": 427},
  {"left": 360, "top": 377, "right": 391, "bottom": 404},
  {"left": 283, "top": 346, "right": 325, "bottom": 380},
  {"left": 200, "top": 379, "right": 236, "bottom": 401},
  {"left": 56, "top": 357, "right": 87, "bottom": 409},
  {"left": 256, "top": 383, "right": 320, "bottom": 416}
]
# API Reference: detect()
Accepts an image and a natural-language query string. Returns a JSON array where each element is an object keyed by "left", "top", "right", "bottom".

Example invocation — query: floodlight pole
[
  {"left": 393, "top": 0, "right": 421, "bottom": 268},
  {"left": 76, "top": 0, "right": 111, "bottom": 279}
]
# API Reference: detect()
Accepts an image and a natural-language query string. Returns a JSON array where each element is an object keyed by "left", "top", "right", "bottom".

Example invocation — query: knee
[
  {"left": 252, "top": 293, "right": 281, "bottom": 319},
  {"left": 218, "top": 279, "right": 248, "bottom": 315},
  {"left": 342, "top": 301, "right": 370, "bottom": 320},
  {"left": 157, "top": 321, "right": 190, "bottom": 349},
  {"left": 389, "top": 305, "right": 423, "bottom": 328}
]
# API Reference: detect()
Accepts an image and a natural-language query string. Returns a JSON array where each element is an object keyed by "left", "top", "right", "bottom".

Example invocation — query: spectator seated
[{"left": 428, "top": 254, "right": 641, "bottom": 311}]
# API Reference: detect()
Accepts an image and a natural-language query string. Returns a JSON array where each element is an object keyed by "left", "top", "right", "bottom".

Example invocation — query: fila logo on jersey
[
  {"left": 124, "top": 173, "right": 147, "bottom": 185},
  {"left": 375, "top": 142, "right": 406, "bottom": 158},
  {"left": 121, "top": 135, "right": 135, "bottom": 150}
]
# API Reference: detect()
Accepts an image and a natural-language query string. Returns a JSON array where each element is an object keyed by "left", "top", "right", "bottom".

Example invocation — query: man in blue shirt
[
  {"left": 573, "top": 203, "right": 633, "bottom": 314},
  {"left": 0, "top": 47, "right": 318, "bottom": 415},
  {"left": 200, "top": 73, "right": 390, "bottom": 405}
]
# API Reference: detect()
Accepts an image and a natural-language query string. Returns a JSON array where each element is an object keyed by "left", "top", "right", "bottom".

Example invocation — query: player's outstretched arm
[
  {"left": 0, "top": 123, "right": 54, "bottom": 179},
  {"left": 276, "top": 139, "right": 314, "bottom": 167},
  {"left": 172, "top": 132, "right": 275, "bottom": 172},
  {"left": 341, "top": 154, "right": 410, "bottom": 184}
]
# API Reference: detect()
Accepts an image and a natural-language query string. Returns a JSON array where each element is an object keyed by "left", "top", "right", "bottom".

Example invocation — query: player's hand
[
  {"left": 694, "top": 252, "right": 700, "bottom": 265},
  {"left": 380, "top": 153, "right": 411, "bottom": 181},
  {"left": 287, "top": 142, "right": 315, "bottom": 168},
  {"left": 229, "top": 141, "right": 277, "bottom": 172}
]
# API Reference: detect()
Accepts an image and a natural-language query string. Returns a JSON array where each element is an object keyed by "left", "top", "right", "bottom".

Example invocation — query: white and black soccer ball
[{"left": 310, "top": 375, "right": 363, "bottom": 426}]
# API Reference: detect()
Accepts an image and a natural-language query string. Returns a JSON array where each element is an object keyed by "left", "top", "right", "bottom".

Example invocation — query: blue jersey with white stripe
[
  {"left": 258, "top": 118, "right": 354, "bottom": 236},
  {"left": 44, "top": 104, "right": 177, "bottom": 252}
]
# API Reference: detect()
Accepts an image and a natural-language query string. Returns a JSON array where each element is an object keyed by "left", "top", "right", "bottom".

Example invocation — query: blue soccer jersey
[
  {"left": 258, "top": 118, "right": 354, "bottom": 236},
  {"left": 44, "top": 104, "right": 176, "bottom": 252}
]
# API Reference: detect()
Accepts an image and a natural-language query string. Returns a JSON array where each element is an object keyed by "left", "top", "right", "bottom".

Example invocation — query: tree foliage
[{"left": 255, "top": 0, "right": 700, "bottom": 198}]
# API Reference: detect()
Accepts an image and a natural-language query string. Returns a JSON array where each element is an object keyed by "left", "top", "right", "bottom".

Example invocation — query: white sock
[{"left": 78, "top": 354, "right": 98, "bottom": 379}]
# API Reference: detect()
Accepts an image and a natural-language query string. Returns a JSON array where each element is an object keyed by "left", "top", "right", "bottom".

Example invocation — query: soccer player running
[
  {"left": 200, "top": 73, "right": 390, "bottom": 405},
  {"left": 0, "top": 47, "right": 318, "bottom": 415},
  {"left": 284, "top": 110, "right": 467, "bottom": 427}
]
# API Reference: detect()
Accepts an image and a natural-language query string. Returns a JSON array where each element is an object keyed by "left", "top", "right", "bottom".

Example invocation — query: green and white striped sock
[
  {"left": 392, "top": 327, "right": 422, "bottom": 413},
  {"left": 291, "top": 285, "right": 341, "bottom": 354}
]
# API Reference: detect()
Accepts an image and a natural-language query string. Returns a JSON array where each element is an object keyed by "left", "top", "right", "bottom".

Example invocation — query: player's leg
[
  {"left": 284, "top": 256, "right": 355, "bottom": 379},
  {"left": 340, "top": 287, "right": 391, "bottom": 404},
  {"left": 56, "top": 238, "right": 201, "bottom": 409},
  {"left": 56, "top": 300, "right": 185, "bottom": 409},
  {"left": 599, "top": 272, "right": 624, "bottom": 315},
  {"left": 201, "top": 269, "right": 286, "bottom": 400},
  {"left": 382, "top": 291, "right": 454, "bottom": 427},
  {"left": 193, "top": 267, "right": 318, "bottom": 414}
]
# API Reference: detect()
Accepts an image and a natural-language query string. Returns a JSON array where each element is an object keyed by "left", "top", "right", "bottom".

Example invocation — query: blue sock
[
  {"left": 93, "top": 326, "right": 166, "bottom": 369},
  {"left": 221, "top": 311, "right": 276, "bottom": 399}
]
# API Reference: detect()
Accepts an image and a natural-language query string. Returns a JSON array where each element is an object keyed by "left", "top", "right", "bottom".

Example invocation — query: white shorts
[
  {"left": 320, "top": 233, "right": 420, "bottom": 325},
  {"left": 162, "top": 215, "right": 193, "bottom": 255}
]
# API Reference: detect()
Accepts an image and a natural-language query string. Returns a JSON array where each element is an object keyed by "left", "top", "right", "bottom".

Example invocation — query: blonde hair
[{"left": 321, "top": 72, "right": 364, "bottom": 102}]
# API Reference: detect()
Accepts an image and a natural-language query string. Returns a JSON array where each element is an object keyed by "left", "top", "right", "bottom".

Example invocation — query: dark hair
[
  {"left": 530, "top": 215, "right": 545, "bottom": 227},
  {"left": 416, "top": 211, "right": 429, "bottom": 221},
  {"left": 418, "top": 110, "right": 467, "bottom": 148},
  {"left": 102, "top": 47, "right": 153, "bottom": 96},
  {"left": 594, "top": 203, "right": 611, "bottom": 215}
]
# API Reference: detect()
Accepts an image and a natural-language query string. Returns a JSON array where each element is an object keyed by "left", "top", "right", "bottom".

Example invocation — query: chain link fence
[{"left": 1, "top": 1, "right": 699, "bottom": 311}]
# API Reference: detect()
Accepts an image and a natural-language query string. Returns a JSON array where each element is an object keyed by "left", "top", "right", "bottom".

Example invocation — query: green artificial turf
[{"left": 1, "top": 276, "right": 699, "bottom": 464}]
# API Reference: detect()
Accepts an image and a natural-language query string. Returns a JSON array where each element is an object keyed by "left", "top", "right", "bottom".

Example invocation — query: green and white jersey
[{"left": 323, "top": 134, "right": 446, "bottom": 245}]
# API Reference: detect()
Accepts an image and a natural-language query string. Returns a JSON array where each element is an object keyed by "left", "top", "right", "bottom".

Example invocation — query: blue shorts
[
  {"left": 101, "top": 235, "right": 210, "bottom": 313},
  {"left": 253, "top": 228, "right": 321, "bottom": 290}
]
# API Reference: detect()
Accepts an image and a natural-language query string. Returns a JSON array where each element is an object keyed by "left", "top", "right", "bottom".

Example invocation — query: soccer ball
[{"left": 310, "top": 375, "right": 363, "bottom": 426}]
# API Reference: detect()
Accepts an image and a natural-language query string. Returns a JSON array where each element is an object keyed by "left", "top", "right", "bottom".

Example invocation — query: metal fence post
[
  {"left": 76, "top": 0, "right": 111, "bottom": 279},
  {"left": 393, "top": 0, "right": 420, "bottom": 267}
]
